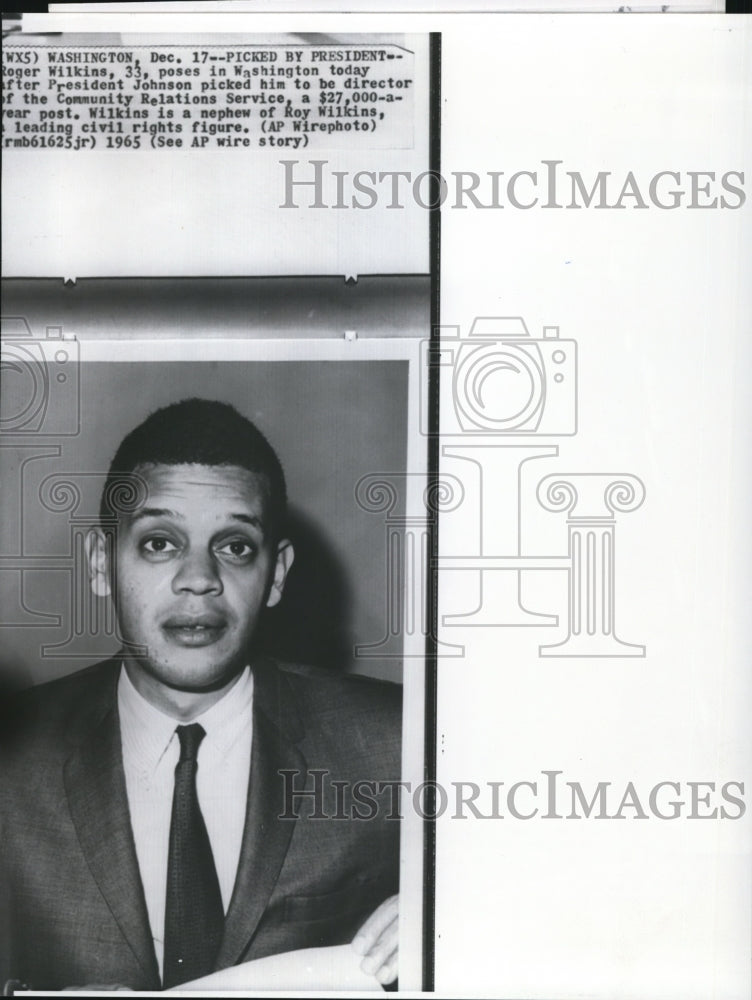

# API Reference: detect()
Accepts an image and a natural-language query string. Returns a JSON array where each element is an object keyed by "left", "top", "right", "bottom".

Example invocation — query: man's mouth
[{"left": 162, "top": 614, "right": 227, "bottom": 647}]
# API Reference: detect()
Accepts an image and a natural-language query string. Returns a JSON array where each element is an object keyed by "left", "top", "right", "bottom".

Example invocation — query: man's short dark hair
[{"left": 99, "top": 398, "right": 287, "bottom": 540}]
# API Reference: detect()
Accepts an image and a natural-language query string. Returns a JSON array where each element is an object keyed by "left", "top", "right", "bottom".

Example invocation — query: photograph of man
[{"left": 0, "top": 398, "right": 402, "bottom": 992}]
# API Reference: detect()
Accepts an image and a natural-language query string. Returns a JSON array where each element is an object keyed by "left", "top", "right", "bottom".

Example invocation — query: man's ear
[
  {"left": 85, "top": 527, "right": 112, "bottom": 598},
  {"left": 266, "top": 538, "right": 295, "bottom": 608}
]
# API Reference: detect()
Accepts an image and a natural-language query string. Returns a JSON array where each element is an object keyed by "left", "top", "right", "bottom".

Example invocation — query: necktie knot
[{"left": 176, "top": 723, "right": 206, "bottom": 763}]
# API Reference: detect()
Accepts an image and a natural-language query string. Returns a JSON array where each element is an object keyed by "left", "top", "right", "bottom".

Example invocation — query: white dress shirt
[{"left": 118, "top": 664, "right": 254, "bottom": 979}]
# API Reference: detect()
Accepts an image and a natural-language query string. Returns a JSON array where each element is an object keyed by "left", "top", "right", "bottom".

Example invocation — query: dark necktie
[{"left": 162, "top": 723, "right": 224, "bottom": 989}]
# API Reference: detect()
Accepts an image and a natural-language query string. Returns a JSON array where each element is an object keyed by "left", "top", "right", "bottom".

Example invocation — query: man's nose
[{"left": 171, "top": 548, "right": 223, "bottom": 595}]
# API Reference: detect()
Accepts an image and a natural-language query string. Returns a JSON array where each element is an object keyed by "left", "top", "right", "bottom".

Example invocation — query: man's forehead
[{"left": 131, "top": 462, "right": 268, "bottom": 510}]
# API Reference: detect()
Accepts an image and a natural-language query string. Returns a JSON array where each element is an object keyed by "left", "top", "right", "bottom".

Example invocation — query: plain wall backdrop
[{"left": 0, "top": 358, "right": 409, "bottom": 689}]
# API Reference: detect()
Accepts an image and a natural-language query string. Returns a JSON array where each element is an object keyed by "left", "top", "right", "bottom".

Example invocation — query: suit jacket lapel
[
  {"left": 63, "top": 661, "right": 160, "bottom": 988},
  {"left": 216, "top": 660, "right": 305, "bottom": 969}
]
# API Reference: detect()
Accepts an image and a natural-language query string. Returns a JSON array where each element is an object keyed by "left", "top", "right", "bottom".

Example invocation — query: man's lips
[
  {"left": 161, "top": 613, "right": 227, "bottom": 646},
  {"left": 163, "top": 613, "right": 225, "bottom": 628}
]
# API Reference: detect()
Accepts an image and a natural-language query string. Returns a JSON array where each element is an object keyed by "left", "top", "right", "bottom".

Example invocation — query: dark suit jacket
[{"left": 0, "top": 656, "right": 402, "bottom": 991}]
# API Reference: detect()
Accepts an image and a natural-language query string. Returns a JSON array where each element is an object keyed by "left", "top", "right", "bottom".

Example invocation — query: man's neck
[{"left": 123, "top": 660, "right": 246, "bottom": 722}]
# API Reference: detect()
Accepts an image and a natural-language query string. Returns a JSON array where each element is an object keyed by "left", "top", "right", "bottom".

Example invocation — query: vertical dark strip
[{"left": 423, "top": 29, "right": 441, "bottom": 995}]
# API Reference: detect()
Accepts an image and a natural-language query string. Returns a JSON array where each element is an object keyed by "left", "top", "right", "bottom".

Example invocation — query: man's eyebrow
[
  {"left": 229, "top": 513, "right": 263, "bottom": 529},
  {"left": 129, "top": 507, "right": 181, "bottom": 523},
  {"left": 127, "top": 509, "right": 263, "bottom": 529}
]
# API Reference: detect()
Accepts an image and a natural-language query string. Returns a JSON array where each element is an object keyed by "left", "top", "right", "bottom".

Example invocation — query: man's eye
[
  {"left": 141, "top": 537, "right": 177, "bottom": 554},
  {"left": 216, "top": 540, "right": 255, "bottom": 560}
]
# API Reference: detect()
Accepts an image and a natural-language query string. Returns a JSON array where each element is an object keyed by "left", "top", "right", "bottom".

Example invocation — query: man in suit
[{"left": 1, "top": 399, "right": 401, "bottom": 991}]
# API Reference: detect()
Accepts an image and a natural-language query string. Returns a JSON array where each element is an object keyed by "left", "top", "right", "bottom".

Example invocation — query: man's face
[{"left": 89, "top": 463, "right": 293, "bottom": 696}]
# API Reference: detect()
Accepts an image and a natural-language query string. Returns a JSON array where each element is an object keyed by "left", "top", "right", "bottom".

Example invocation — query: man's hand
[{"left": 351, "top": 893, "right": 398, "bottom": 986}]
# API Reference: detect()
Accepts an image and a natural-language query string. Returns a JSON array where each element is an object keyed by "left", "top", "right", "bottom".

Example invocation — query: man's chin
[{"left": 124, "top": 652, "right": 247, "bottom": 695}]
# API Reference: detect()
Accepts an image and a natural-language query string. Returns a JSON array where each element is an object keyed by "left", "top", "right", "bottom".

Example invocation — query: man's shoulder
[
  {"left": 0, "top": 657, "right": 120, "bottom": 755},
  {"left": 263, "top": 659, "right": 402, "bottom": 775},
  {"left": 274, "top": 659, "right": 402, "bottom": 716},
  {"left": 259, "top": 658, "right": 402, "bottom": 755}
]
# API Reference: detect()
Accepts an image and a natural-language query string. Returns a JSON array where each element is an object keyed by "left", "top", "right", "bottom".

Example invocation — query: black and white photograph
[{"left": 0, "top": 295, "right": 430, "bottom": 992}]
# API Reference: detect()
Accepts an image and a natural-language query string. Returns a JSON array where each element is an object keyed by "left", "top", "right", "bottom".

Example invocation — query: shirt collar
[
  {"left": 194, "top": 665, "right": 254, "bottom": 757},
  {"left": 118, "top": 663, "right": 254, "bottom": 776}
]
